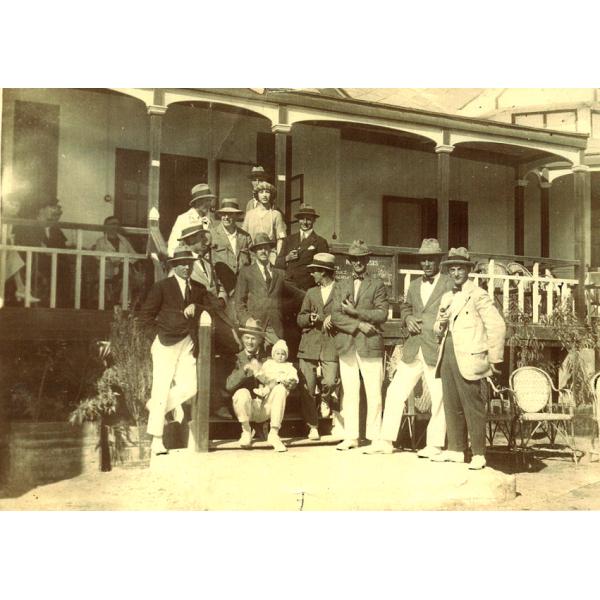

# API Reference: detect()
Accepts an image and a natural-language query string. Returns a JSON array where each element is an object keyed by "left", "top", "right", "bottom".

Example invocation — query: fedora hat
[
  {"left": 294, "top": 204, "right": 320, "bottom": 219},
  {"left": 417, "top": 238, "right": 445, "bottom": 256},
  {"left": 190, "top": 183, "right": 216, "bottom": 206},
  {"left": 346, "top": 239, "right": 372, "bottom": 257},
  {"left": 308, "top": 252, "right": 336, "bottom": 271},
  {"left": 249, "top": 232, "right": 276, "bottom": 251},
  {"left": 178, "top": 224, "right": 209, "bottom": 241},
  {"left": 248, "top": 165, "right": 270, "bottom": 181},
  {"left": 216, "top": 198, "right": 244, "bottom": 215},
  {"left": 440, "top": 247, "right": 474, "bottom": 268},
  {"left": 167, "top": 247, "right": 196, "bottom": 264},
  {"left": 238, "top": 317, "right": 267, "bottom": 337}
]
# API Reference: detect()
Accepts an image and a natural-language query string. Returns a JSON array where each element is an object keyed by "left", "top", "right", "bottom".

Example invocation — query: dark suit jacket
[
  {"left": 13, "top": 223, "right": 68, "bottom": 249},
  {"left": 401, "top": 274, "right": 454, "bottom": 366},
  {"left": 331, "top": 275, "right": 389, "bottom": 358},
  {"left": 225, "top": 349, "right": 267, "bottom": 394},
  {"left": 275, "top": 230, "right": 329, "bottom": 291},
  {"left": 137, "top": 276, "right": 212, "bottom": 349},
  {"left": 235, "top": 263, "right": 285, "bottom": 337},
  {"left": 297, "top": 283, "right": 338, "bottom": 361}
]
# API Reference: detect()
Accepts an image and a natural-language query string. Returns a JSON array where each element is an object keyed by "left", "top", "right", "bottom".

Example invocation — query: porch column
[
  {"left": 514, "top": 179, "right": 528, "bottom": 256},
  {"left": 206, "top": 102, "right": 218, "bottom": 198},
  {"left": 573, "top": 164, "right": 591, "bottom": 315},
  {"left": 272, "top": 122, "right": 291, "bottom": 222},
  {"left": 540, "top": 178, "right": 551, "bottom": 258},
  {"left": 147, "top": 103, "right": 168, "bottom": 220},
  {"left": 435, "top": 144, "right": 454, "bottom": 251}
]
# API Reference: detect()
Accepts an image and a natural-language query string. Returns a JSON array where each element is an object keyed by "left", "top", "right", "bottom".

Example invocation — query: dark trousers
[
  {"left": 299, "top": 358, "right": 339, "bottom": 428},
  {"left": 439, "top": 334, "right": 486, "bottom": 456}
]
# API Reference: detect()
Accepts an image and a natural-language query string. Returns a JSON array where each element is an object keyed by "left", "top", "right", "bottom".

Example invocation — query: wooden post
[
  {"left": 146, "top": 98, "right": 167, "bottom": 225},
  {"left": 573, "top": 165, "right": 591, "bottom": 316},
  {"left": 540, "top": 179, "right": 551, "bottom": 258},
  {"left": 435, "top": 142, "right": 454, "bottom": 251},
  {"left": 272, "top": 121, "right": 291, "bottom": 223},
  {"left": 191, "top": 310, "right": 212, "bottom": 453},
  {"left": 514, "top": 179, "right": 527, "bottom": 256}
]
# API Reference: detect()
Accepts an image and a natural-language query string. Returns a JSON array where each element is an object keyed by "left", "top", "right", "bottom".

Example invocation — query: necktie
[
  {"left": 200, "top": 259, "right": 209, "bottom": 277},
  {"left": 185, "top": 280, "right": 192, "bottom": 304},
  {"left": 264, "top": 266, "right": 272, "bottom": 288},
  {"left": 423, "top": 276, "right": 434, "bottom": 284},
  {"left": 352, "top": 273, "right": 364, "bottom": 281}
]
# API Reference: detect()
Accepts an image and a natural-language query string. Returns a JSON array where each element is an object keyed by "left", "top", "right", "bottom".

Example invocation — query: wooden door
[{"left": 382, "top": 196, "right": 437, "bottom": 247}]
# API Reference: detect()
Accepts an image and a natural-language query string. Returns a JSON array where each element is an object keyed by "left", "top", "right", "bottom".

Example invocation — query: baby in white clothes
[{"left": 254, "top": 340, "right": 299, "bottom": 398}]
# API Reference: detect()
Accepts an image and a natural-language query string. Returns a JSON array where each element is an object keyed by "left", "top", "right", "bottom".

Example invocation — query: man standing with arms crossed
[{"left": 367, "top": 239, "right": 453, "bottom": 456}]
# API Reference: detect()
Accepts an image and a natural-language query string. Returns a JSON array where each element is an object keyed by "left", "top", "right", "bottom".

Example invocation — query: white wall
[
  {"left": 549, "top": 174, "right": 575, "bottom": 261},
  {"left": 523, "top": 172, "right": 542, "bottom": 257}
]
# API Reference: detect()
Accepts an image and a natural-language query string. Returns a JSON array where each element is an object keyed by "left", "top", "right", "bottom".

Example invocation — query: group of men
[{"left": 139, "top": 165, "right": 507, "bottom": 469}]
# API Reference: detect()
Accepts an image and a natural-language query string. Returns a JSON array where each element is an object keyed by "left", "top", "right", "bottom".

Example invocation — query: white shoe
[
  {"left": 336, "top": 439, "right": 359, "bottom": 451},
  {"left": 268, "top": 431, "right": 287, "bottom": 452},
  {"left": 320, "top": 401, "right": 331, "bottom": 418},
  {"left": 239, "top": 430, "right": 253, "bottom": 448},
  {"left": 308, "top": 427, "right": 320, "bottom": 441},
  {"left": 468, "top": 455, "right": 487, "bottom": 470},
  {"left": 151, "top": 437, "right": 168, "bottom": 456},
  {"left": 15, "top": 290, "right": 40, "bottom": 303},
  {"left": 431, "top": 450, "right": 464, "bottom": 463},
  {"left": 363, "top": 440, "right": 394, "bottom": 455},
  {"left": 417, "top": 446, "right": 442, "bottom": 459}
]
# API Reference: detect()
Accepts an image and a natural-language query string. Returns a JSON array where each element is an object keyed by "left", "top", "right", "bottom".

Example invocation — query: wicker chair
[
  {"left": 510, "top": 366, "right": 580, "bottom": 462},
  {"left": 483, "top": 377, "right": 517, "bottom": 450},
  {"left": 588, "top": 372, "right": 600, "bottom": 461}
]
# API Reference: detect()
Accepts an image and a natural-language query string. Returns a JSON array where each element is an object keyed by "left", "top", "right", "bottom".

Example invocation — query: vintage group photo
[{"left": 1, "top": 87, "right": 600, "bottom": 510}]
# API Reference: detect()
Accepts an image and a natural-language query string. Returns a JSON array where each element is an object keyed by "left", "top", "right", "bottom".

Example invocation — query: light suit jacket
[
  {"left": 167, "top": 208, "right": 216, "bottom": 256},
  {"left": 434, "top": 279, "right": 506, "bottom": 381},
  {"left": 211, "top": 223, "right": 252, "bottom": 275}
]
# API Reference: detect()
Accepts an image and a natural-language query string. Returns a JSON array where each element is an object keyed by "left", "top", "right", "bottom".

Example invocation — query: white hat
[{"left": 271, "top": 339, "right": 289, "bottom": 359}]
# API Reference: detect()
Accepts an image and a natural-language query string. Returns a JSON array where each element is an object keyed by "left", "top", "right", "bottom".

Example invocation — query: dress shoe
[
  {"left": 214, "top": 406, "right": 233, "bottom": 420},
  {"left": 320, "top": 401, "right": 331, "bottom": 418},
  {"left": 267, "top": 431, "right": 287, "bottom": 452},
  {"left": 468, "top": 455, "right": 487, "bottom": 470},
  {"left": 308, "top": 427, "right": 320, "bottom": 441},
  {"left": 417, "top": 446, "right": 442, "bottom": 459},
  {"left": 363, "top": 440, "right": 394, "bottom": 455},
  {"left": 336, "top": 439, "right": 359, "bottom": 451},
  {"left": 239, "top": 430, "right": 253, "bottom": 448},
  {"left": 15, "top": 291, "right": 41, "bottom": 303},
  {"left": 430, "top": 450, "right": 464, "bottom": 463}
]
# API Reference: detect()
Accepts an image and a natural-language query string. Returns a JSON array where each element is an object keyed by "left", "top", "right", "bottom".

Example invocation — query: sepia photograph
[{"left": 1, "top": 86, "right": 600, "bottom": 511}]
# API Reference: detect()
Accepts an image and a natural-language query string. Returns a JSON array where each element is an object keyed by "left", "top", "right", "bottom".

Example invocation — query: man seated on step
[{"left": 225, "top": 319, "right": 296, "bottom": 452}]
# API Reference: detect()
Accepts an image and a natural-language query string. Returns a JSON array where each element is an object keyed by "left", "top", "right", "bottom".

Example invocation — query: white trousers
[
  {"left": 380, "top": 348, "right": 446, "bottom": 448},
  {"left": 232, "top": 385, "right": 287, "bottom": 428},
  {"left": 147, "top": 335, "right": 197, "bottom": 437},
  {"left": 339, "top": 350, "right": 383, "bottom": 441}
]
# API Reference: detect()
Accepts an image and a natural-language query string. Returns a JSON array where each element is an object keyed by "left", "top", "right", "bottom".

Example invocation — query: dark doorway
[
  {"left": 382, "top": 196, "right": 437, "bottom": 247},
  {"left": 449, "top": 200, "right": 469, "bottom": 248},
  {"left": 256, "top": 132, "right": 275, "bottom": 178}
]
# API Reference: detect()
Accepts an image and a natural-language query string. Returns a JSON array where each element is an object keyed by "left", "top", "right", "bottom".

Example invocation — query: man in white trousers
[
  {"left": 366, "top": 238, "right": 453, "bottom": 456},
  {"left": 138, "top": 248, "right": 212, "bottom": 456},
  {"left": 331, "top": 240, "right": 389, "bottom": 451}
]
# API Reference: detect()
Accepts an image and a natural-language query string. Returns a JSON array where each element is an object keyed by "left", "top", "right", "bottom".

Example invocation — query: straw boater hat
[
  {"left": 167, "top": 247, "right": 196, "bottom": 264},
  {"left": 248, "top": 165, "right": 270, "bottom": 181},
  {"left": 177, "top": 224, "right": 209, "bottom": 241},
  {"left": 216, "top": 198, "right": 244, "bottom": 216},
  {"left": 308, "top": 252, "right": 336, "bottom": 271},
  {"left": 294, "top": 204, "right": 320, "bottom": 219},
  {"left": 189, "top": 183, "right": 216, "bottom": 206},
  {"left": 440, "top": 247, "right": 474, "bottom": 268},
  {"left": 238, "top": 317, "right": 267, "bottom": 337},
  {"left": 417, "top": 238, "right": 445, "bottom": 256},
  {"left": 249, "top": 232, "right": 276, "bottom": 251},
  {"left": 346, "top": 239, "right": 372, "bottom": 257}
]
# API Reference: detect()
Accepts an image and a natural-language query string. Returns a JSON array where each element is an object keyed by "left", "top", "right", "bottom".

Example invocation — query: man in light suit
[
  {"left": 168, "top": 183, "right": 216, "bottom": 256},
  {"left": 368, "top": 239, "right": 453, "bottom": 456},
  {"left": 432, "top": 247, "right": 506, "bottom": 470},
  {"left": 296, "top": 252, "right": 339, "bottom": 441},
  {"left": 210, "top": 198, "right": 252, "bottom": 295},
  {"left": 331, "top": 240, "right": 389, "bottom": 451},
  {"left": 235, "top": 233, "right": 286, "bottom": 346}
]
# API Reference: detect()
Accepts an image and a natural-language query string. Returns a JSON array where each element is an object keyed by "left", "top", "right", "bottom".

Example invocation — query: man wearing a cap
[
  {"left": 432, "top": 247, "right": 506, "bottom": 470},
  {"left": 369, "top": 239, "right": 454, "bottom": 456},
  {"left": 211, "top": 198, "right": 252, "bottom": 295},
  {"left": 242, "top": 181, "right": 286, "bottom": 256},
  {"left": 167, "top": 183, "right": 216, "bottom": 256},
  {"left": 331, "top": 240, "right": 389, "bottom": 451},
  {"left": 226, "top": 318, "right": 290, "bottom": 451},
  {"left": 245, "top": 165, "right": 271, "bottom": 212},
  {"left": 296, "top": 252, "right": 339, "bottom": 441},
  {"left": 235, "top": 233, "right": 285, "bottom": 346},
  {"left": 138, "top": 247, "right": 214, "bottom": 456}
]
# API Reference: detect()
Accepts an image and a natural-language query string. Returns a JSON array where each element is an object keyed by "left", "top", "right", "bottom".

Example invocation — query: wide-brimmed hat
[
  {"left": 216, "top": 198, "right": 244, "bottom": 216},
  {"left": 190, "top": 183, "right": 216, "bottom": 206},
  {"left": 248, "top": 165, "right": 270, "bottom": 181},
  {"left": 346, "top": 240, "right": 372, "bottom": 257},
  {"left": 249, "top": 232, "right": 276, "bottom": 251},
  {"left": 167, "top": 247, "right": 196, "bottom": 264},
  {"left": 178, "top": 224, "right": 209, "bottom": 241},
  {"left": 295, "top": 204, "right": 320, "bottom": 219},
  {"left": 417, "top": 238, "right": 445, "bottom": 256},
  {"left": 441, "top": 247, "right": 474, "bottom": 268},
  {"left": 308, "top": 252, "right": 336, "bottom": 271},
  {"left": 238, "top": 317, "right": 267, "bottom": 337}
]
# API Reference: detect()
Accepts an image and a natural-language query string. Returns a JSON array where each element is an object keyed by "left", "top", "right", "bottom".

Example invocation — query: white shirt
[
  {"left": 320, "top": 280, "right": 334, "bottom": 305},
  {"left": 353, "top": 278, "right": 362, "bottom": 302},
  {"left": 173, "top": 273, "right": 190, "bottom": 301},
  {"left": 224, "top": 227, "right": 237, "bottom": 256},
  {"left": 420, "top": 272, "right": 440, "bottom": 306},
  {"left": 300, "top": 229, "right": 313, "bottom": 241}
]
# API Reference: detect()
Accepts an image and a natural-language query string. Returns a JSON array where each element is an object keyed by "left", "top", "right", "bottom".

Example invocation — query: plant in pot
[{"left": 70, "top": 307, "right": 152, "bottom": 469}]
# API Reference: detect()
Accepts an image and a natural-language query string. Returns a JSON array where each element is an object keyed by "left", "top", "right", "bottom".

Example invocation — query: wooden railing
[{"left": 0, "top": 218, "right": 148, "bottom": 310}]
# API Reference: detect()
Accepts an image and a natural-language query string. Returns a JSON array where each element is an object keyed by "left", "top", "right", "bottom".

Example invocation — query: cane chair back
[
  {"left": 589, "top": 372, "right": 600, "bottom": 460},
  {"left": 484, "top": 377, "right": 517, "bottom": 449}
]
